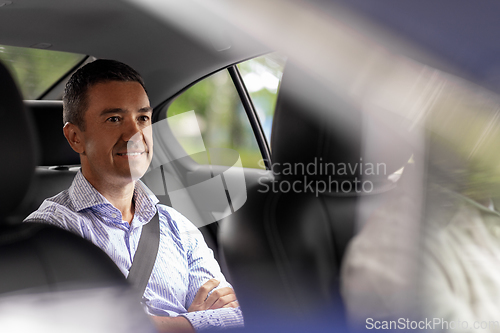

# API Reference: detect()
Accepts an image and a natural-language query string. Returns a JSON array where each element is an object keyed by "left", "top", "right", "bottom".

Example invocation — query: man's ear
[{"left": 63, "top": 122, "right": 85, "bottom": 154}]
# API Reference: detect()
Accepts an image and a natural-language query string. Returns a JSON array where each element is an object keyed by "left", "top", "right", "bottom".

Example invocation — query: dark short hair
[{"left": 63, "top": 59, "right": 146, "bottom": 130}]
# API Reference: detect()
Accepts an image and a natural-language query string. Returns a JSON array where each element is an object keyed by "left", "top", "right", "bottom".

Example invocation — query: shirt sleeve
[
  {"left": 165, "top": 207, "right": 244, "bottom": 331},
  {"left": 179, "top": 308, "right": 244, "bottom": 331}
]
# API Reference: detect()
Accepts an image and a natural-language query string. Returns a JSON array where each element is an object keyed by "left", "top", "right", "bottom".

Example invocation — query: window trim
[
  {"left": 154, "top": 57, "right": 274, "bottom": 171},
  {"left": 39, "top": 55, "right": 92, "bottom": 100},
  {"left": 228, "top": 65, "right": 272, "bottom": 170}
]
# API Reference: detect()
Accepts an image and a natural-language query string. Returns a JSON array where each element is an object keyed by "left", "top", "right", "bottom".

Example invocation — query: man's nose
[{"left": 122, "top": 119, "right": 143, "bottom": 142}]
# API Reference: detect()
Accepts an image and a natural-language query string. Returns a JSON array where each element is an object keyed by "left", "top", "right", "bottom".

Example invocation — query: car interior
[
  {"left": 0, "top": 2, "right": 282, "bottom": 331},
  {"left": 0, "top": 58, "right": 412, "bottom": 332},
  {"left": 3, "top": 0, "right": 500, "bottom": 332},
  {"left": 0, "top": 59, "right": 127, "bottom": 297}
]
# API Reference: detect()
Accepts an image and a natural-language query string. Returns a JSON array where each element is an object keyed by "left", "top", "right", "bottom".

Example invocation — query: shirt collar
[
  {"left": 69, "top": 170, "right": 110, "bottom": 212},
  {"left": 69, "top": 170, "right": 159, "bottom": 220},
  {"left": 133, "top": 177, "right": 160, "bottom": 224}
]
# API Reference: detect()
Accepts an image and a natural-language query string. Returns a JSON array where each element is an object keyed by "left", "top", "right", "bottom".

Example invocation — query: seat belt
[{"left": 127, "top": 210, "right": 160, "bottom": 300}]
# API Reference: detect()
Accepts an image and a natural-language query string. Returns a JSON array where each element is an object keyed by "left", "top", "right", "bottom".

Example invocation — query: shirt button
[{"left": 112, "top": 213, "right": 117, "bottom": 219}]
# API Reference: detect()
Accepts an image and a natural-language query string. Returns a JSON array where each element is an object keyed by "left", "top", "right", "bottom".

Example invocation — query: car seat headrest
[
  {"left": 271, "top": 62, "right": 412, "bottom": 182},
  {"left": 25, "top": 101, "right": 80, "bottom": 166},
  {"left": 0, "top": 61, "right": 36, "bottom": 219}
]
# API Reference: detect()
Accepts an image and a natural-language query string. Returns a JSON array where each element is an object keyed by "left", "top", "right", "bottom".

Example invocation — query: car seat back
[
  {"left": 5, "top": 100, "right": 79, "bottom": 225},
  {"left": 219, "top": 62, "right": 412, "bottom": 329},
  {"left": 0, "top": 60, "right": 126, "bottom": 294}
]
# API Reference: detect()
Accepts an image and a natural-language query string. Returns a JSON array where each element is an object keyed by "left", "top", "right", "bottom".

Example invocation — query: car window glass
[
  {"left": 237, "top": 53, "right": 286, "bottom": 145},
  {"left": 163, "top": 69, "right": 265, "bottom": 169},
  {"left": 0, "top": 44, "right": 85, "bottom": 99}
]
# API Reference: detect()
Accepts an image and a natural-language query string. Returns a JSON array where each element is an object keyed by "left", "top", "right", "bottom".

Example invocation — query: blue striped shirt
[{"left": 24, "top": 170, "right": 243, "bottom": 331}]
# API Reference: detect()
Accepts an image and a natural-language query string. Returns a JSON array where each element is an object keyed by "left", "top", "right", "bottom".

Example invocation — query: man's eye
[
  {"left": 107, "top": 116, "right": 120, "bottom": 123},
  {"left": 139, "top": 115, "right": 151, "bottom": 122}
]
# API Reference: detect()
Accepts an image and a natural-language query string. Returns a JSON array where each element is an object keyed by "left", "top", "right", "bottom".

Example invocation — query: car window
[
  {"left": 163, "top": 69, "right": 265, "bottom": 169},
  {"left": 237, "top": 53, "right": 286, "bottom": 145},
  {"left": 0, "top": 44, "right": 85, "bottom": 99}
]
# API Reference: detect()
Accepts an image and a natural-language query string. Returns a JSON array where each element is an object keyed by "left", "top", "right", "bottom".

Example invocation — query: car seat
[
  {"left": 0, "top": 60, "right": 127, "bottom": 294},
  {"left": 219, "top": 62, "right": 412, "bottom": 330},
  {"left": 5, "top": 100, "right": 80, "bottom": 225}
]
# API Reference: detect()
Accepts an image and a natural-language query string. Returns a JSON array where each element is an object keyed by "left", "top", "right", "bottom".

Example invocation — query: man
[{"left": 25, "top": 59, "right": 243, "bottom": 332}]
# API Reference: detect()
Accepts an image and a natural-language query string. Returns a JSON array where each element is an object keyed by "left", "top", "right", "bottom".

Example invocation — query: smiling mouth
[{"left": 117, "top": 151, "right": 145, "bottom": 156}]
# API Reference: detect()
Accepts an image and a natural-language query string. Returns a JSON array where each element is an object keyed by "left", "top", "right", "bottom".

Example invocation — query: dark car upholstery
[
  {"left": 26, "top": 100, "right": 80, "bottom": 166},
  {"left": 219, "top": 63, "right": 412, "bottom": 329},
  {"left": 6, "top": 101, "right": 79, "bottom": 225},
  {"left": 0, "top": 61, "right": 126, "bottom": 294}
]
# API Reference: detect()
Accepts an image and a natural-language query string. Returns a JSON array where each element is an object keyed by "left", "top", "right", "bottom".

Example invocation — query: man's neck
[{"left": 81, "top": 170, "right": 136, "bottom": 224}]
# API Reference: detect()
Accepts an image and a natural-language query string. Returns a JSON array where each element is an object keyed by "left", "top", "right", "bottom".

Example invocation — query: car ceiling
[
  {"left": 187, "top": 0, "right": 500, "bottom": 99},
  {"left": 2, "top": 0, "right": 497, "bottom": 108},
  {"left": 0, "top": 0, "right": 270, "bottom": 107}
]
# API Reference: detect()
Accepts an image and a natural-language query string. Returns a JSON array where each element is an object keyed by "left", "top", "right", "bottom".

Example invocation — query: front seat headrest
[
  {"left": 0, "top": 61, "right": 36, "bottom": 219},
  {"left": 271, "top": 62, "right": 412, "bottom": 182}
]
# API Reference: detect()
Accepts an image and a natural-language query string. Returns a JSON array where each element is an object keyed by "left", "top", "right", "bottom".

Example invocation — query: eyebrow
[{"left": 99, "top": 107, "right": 153, "bottom": 117}]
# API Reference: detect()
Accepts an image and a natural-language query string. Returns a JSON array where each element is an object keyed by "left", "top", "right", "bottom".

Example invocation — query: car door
[{"left": 142, "top": 53, "right": 285, "bottom": 262}]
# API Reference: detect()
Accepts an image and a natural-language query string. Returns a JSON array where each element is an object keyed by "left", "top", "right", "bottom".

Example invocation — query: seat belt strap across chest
[{"left": 127, "top": 210, "right": 160, "bottom": 300}]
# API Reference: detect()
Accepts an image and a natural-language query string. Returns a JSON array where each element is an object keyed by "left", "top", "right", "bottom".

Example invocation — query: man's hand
[{"left": 188, "top": 278, "right": 239, "bottom": 312}]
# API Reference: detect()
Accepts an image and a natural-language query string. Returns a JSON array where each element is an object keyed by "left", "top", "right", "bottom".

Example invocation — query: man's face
[{"left": 73, "top": 80, "right": 153, "bottom": 186}]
